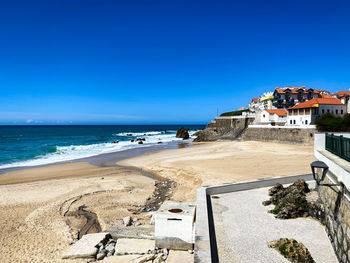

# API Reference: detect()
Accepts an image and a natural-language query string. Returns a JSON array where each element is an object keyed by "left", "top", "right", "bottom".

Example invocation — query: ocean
[{"left": 0, "top": 125, "right": 204, "bottom": 169}]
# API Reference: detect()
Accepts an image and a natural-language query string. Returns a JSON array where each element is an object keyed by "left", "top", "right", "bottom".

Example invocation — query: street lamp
[{"left": 310, "top": 161, "right": 338, "bottom": 187}]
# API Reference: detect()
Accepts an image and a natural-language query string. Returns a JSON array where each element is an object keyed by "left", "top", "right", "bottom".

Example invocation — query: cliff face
[{"left": 194, "top": 116, "right": 254, "bottom": 142}]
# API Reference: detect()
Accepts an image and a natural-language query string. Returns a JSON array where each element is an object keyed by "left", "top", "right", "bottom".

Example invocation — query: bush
[
  {"left": 315, "top": 113, "right": 350, "bottom": 132},
  {"left": 220, "top": 109, "right": 249, "bottom": 116}
]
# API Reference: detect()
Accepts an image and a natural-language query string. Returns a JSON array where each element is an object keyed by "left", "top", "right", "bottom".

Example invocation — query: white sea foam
[
  {"left": 0, "top": 130, "right": 197, "bottom": 169},
  {"left": 114, "top": 131, "right": 165, "bottom": 136}
]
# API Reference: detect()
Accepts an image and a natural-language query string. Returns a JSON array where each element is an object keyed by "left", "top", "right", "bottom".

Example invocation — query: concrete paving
[
  {"left": 114, "top": 238, "right": 155, "bottom": 255},
  {"left": 211, "top": 185, "right": 338, "bottom": 263}
]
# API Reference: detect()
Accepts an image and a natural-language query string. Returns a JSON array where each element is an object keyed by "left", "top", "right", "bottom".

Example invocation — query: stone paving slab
[
  {"left": 62, "top": 232, "right": 110, "bottom": 259},
  {"left": 107, "top": 225, "right": 154, "bottom": 240},
  {"left": 166, "top": 250, "right": 194, "bottom": 263},
  {"left": 114, "top": 238, "right": 155, "bottom": 255},
  {"left": 212, "top": 185, "right": 338, "bottom": 263},
  {"left": 103, "top": 254, "right": 141, "bottom": 263}
]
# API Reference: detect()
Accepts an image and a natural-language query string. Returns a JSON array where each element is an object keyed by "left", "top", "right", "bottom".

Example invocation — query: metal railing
[{"left": 325, "top": 133, "right": 350, "bottom": 162}]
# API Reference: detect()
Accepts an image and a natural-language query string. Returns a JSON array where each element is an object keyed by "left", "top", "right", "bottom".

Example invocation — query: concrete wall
[
  {"left": 206, "top": 116, "right": 254, "bottom": 130},
  {"left": 242, "top": 126, "right": 316, "bottom": 145}
]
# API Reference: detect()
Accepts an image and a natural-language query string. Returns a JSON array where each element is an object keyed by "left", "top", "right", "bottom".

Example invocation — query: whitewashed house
[
  {"left": 259, "top": 109, "right": 287, "bottom": 125},
  {"left": 287, "top": 98, "right": 346, "bottom": 126},
  {"left": 248, "top": 98, "right": 259, "bottom": 113},
  {"left": 334, "top": 91, "right": 350, "bottom": 113}
]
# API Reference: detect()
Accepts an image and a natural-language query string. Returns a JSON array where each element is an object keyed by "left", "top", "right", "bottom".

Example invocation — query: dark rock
[
  {"left": 268, "top": 238, "right": 315, "bottom": 263},
  {"left": 263, "top": 179, "right": 310, "bottom": 219},
  {"left": 138, "top": 141, "right": 143, "bottom": 144},
  {"left": 96, "top": 252, "right": 106, "bottom": 260},
  {"left": 176, "top": 128, "right": 190, "bottom": 140},
  {"left": 131, "top": 139, "right": 135, "bottom": 142},
  {"left": 126, "top": 133, "right": 133, "bottom": 136},
  {"left": 158, "top": 141, "right": 162, "bottom": 144},
  {"left": 112, "top": 141, "right": 119, "bottom": 144}
]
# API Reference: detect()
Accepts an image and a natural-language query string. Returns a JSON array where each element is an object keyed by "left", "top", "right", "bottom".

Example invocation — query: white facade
[
  {"left": 258, "top": 110, "right": 287, "bottom": 125},
  {"left": 287, "top": 104, "right": 346, "bottom": 126}
]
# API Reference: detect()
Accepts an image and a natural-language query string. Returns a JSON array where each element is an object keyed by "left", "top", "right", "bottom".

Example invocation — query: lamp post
[{"left": 310, "top": 161, "right": 338, "bottom": 187}]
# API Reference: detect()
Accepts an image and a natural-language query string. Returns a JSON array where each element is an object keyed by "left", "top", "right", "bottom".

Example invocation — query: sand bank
[{"left": 119, "top": 141, "right": 315, "bottom": 201}]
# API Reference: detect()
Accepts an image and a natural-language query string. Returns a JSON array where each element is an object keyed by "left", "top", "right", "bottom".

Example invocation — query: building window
[
  {"left": 290, "top": 120, "right": 292, "bottom": 124},
  {"left": 305, "top": 120, "right": 308, "bottom": 125},
  {"left": 263, "top": 114, "right": 265, "bottom": 118},
  {"left": 327, "top": 109, "right": 330, "bottom": 113},
  {"left": 336, "top": 109, "right": 338, "bottom": 114},
  {"left": 341, "top": 110, "right": 344, "bottom": 114},
  {"left": 293, "top": 120, "right": 296, "bottom": 124}
]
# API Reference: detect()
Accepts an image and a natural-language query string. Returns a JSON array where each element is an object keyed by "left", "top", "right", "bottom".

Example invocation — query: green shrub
[{"left": 315, "top": 113, "right": 350, "bottom": 132}]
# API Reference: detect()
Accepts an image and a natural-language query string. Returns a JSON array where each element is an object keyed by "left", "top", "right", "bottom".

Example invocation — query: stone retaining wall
[
  {"left": 317, "top": 172, "right": 350, "bottom": 263},
  {"left": 242, "top": 127, "right": 316, "bottom": 145}
]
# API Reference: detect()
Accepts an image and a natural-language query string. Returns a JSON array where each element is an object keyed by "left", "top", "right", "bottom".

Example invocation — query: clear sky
[{"left": 1, "top": 0, "right": 350, "bottom": 124}]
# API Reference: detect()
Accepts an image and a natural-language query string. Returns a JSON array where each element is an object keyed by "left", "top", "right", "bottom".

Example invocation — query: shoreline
[{"left": 0, "top": 141, "right": 191, "bottom": 179}]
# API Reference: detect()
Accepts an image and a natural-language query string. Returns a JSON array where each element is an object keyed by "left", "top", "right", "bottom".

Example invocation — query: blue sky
[{"left": 1, "top": 0, "right": 350, "bottom": 124}]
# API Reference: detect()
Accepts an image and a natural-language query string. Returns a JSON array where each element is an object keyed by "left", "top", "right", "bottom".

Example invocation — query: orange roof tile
[
  {"left": 289, "top": 98, "right": 345, "bottom": 109},
  {"left": 265, "top": 109, "right": 287, "bottom": 116},
  {"left": 334, "top": 91, "right": 350, "bottom": 96},
  {"left": 252, "top": 98, "right": 259, "bottom": 102},
  {"left": 321, "top": 94, "right": 335, "bottom": 99}
]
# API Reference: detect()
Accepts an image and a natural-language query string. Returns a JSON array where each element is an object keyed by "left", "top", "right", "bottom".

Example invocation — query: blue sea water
[{"left": 0, "top": 125, "right": 204, "bottom": 169}]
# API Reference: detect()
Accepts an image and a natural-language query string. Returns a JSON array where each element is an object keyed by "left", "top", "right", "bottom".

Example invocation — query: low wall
[
  {"left": 314, "top": 133, "right": 350, "bottom": 263},
  {"left": 317, "top": 173, "right": 350, "bottom": 263},
  {"left": 242, "top": 127, "right": 316, "bottom": 145}
]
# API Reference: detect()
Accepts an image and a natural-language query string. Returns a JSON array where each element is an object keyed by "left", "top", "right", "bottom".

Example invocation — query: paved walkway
[{"left": 211, "top": 184, "right": 338, "bottom": 263}]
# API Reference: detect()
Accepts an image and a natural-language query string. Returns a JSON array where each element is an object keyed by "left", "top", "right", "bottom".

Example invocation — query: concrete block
[
  {"left": 114, "top": 238, "right": 155, "bottom": 255},
  {"left": 155, "top": 201, "right": 196, "bottom": 250},
  {"left": 62, "top": 232, "right": 110, "bottom": 259},
  {"left": 103, "top": 255, "right": 142, "bottom": 263},
  {"left": 166, "top": 250, "right": 194, "bottom": 263}
]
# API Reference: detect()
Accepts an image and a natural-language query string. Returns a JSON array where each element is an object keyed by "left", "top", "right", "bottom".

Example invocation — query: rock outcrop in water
[{"left": 176, "top": 128, "right": 189, "bottom": 140}]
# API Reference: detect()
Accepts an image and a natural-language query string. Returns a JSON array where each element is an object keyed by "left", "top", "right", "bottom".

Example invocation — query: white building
[
  {"left": 334, "top": 91, "right": 350, "bottom": 113},
  {"left": 259, "top": 109, "right": 287, "bottom": 125},
  {"left": 273, "top": 86, "right": 322, "bottom": 109},
  {"left": 248, "top": 98, "right": 259, "bottom": 113},
  {"left": 287, "top": 98, "right": 346, "bottom": 126}
]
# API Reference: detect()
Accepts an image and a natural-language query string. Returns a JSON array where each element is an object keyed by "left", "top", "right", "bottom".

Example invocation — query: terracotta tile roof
[
  {"left": 289, "top": 98, "right": 345, "bottom": 109},
  {"left": 334, "top": 91, "right": 350, "bottom": 96},
  {"left": 265, "top": 109, "right": 287, "bottom": 116},
  {"left": 252, "top": 98, "right": 259, "bottom": 102},
  {"left": 321, "top": 94, "right": 335, "bottom": 99}
]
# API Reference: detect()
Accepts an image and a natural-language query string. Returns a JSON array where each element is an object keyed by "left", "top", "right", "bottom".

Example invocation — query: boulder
[
  {"left": 176, "top": 128, "right": 189, "bottom": 140},
  {"left": 62, "top": 232, "right": 110, "bottom": 259},
  {"left": 114, "top": 238, "right": 155, "bottom": 255}
]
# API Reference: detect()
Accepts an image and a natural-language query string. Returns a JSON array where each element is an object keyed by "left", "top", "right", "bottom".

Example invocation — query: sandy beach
[{"left": 0, "top": 141, "right": 314, "bottom": 262}]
